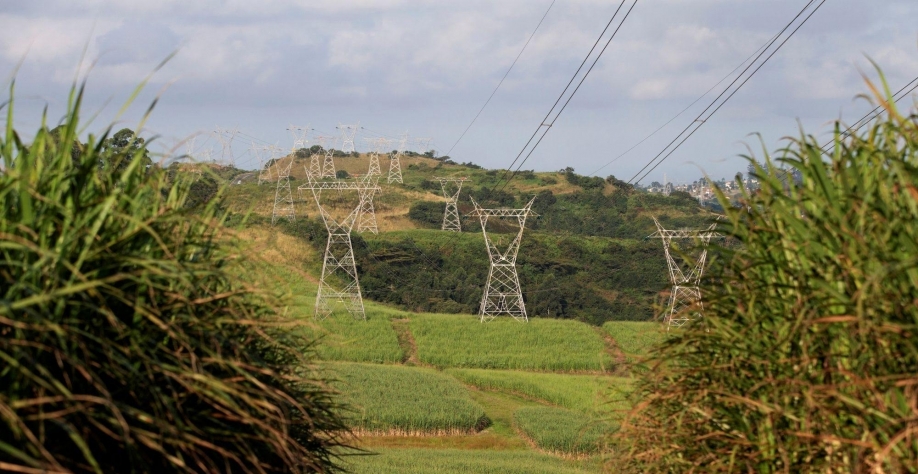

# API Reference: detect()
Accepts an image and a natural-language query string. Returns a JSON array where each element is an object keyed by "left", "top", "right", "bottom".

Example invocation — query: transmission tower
[
  {"left": 436, "top": 177, "right": 468, "bottom": 232},
  {"left": 363, "top": 137, "right": 388, "bottom": 177},
  {"left": 414, "top": 137, "right": 431, "bottom": 154},
  {"left": 184, "top": 136, "right": 197, "bottom": 161},
  {"left": 337, "top": 122, "right": 359, "bottom": 153},
  {"left": 214, "top": 127, "right": 238, "bottom": 167},
  {"left": 271, "top": 150, "right": 296, "bottom": 224},
  {"left": 297, "top": 176, "right": 378, "bottom": 320},
  {"left": 287, "top": 124, "right": 310, "bottom": 151},
  {"left": 468, "top": 197, "right": 538, "bottom": 322},
  {"left": 646, "top": 217, "right": 720, "bottom": 328},
  {"left": 306, "top": 136, "right": 329, "bottom": 179},
  {"left": 252, "top": 141, "right": 273, "bottom": 184},
  {"left": 321, "top": 136, "right": 338, "bottom": 179},
  {"left": 388, "top": 132, "right": 408, "bottom": 184},
  {"left": 356, "top": 174, "right": 381, "bottom": 234}
]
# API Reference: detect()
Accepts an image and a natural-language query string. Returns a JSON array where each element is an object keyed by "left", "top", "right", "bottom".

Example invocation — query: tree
[{"left": 100, "top": 128, "right": 152, "bottom": 172}]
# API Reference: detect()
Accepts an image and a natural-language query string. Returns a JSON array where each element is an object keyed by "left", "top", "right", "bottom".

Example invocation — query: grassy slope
[
  {"left": 327, "top": 362, "right": 487, "bottom": 434},
  {"left": 445, "top": 369, "right": 632, "bottom": 414},
  {"left": 409, "top": 314, "right": 612, "bottom": 372}
]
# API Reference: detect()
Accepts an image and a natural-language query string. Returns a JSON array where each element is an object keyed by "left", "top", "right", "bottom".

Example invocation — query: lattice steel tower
[
  {"left": 469, "top": 197, "right": 538, "bottom": 322},
  {"left": 388, "top": 132, "right": 408, "bottom": 184},
  {"left": 436, "top": 177, "right": 468, "bottom": 232},
  {"left": 337, "top": 122, "right": 359, "bottom": 153},
  {"left": 364, "top": 137, "right": 388, "bottom": 177},
  {"left": 253, "top": 142, "right": 274, "bottom": 185},
  {"left": 414, "top": 137, "right": 431, "bottom": 154},
  {"left": 356, "top": 174, "right": 381, "bottom": 234},
  {"left": 287, "top": 124, "right": 310, "bottom": 151},
  {"left": 297, "top": 176, "right": 379, "bottom": 320},
  {"left": 321, "top": 137, "right": 338, "bottom": 179},
  {"left": 647, "top": 217, "right": 720, "bottom": 328},
  {"left": 307, "top": 136, "right": 329, "bottom": 179},
  {"left": 214, "top": 127, "right": 238, "bottom": 167},
  {"left": 271, "top": 150, "right": 296, "bottom": 224}
]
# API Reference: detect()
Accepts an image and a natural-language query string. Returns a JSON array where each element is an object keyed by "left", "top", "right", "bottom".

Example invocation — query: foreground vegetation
[
  {"left": 620, "top": 76, "right": 918, "bottom": 472},
  {"left": 0, "top": 86, "right": 349, "bottom": 472}
]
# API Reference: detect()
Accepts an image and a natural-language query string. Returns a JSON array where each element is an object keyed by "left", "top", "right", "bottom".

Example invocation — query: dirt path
[
  {"left": 593, "top": 327, "right": 629, "bottom": 376},
  {"left": 391, "top": 318, "right": 421, "bottom": 365}
]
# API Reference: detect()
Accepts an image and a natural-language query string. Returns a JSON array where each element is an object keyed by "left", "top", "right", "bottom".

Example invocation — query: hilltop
[{"left": 218, "top": 152, "right": 718, "bottom": 324}]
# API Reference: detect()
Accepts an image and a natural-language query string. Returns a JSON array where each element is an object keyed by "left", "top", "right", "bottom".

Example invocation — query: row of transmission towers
[{"left": 257, "top": 122, "right": 721, "bottom": 329}]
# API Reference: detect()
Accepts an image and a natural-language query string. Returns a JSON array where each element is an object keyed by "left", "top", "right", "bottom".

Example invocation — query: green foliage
[
  {"left": 100, "top": 127, "right": 152, "bottom": 172},
  {"left": 446, "top": 369, "right": 631, "bottom": 414},
  {"left": 621, "top": 78, "right": 918, "bottom": 472},
  {"left": 327, "top": 362, "right": 488, "bottom": 434},
  {"left": 344, "top": 448, "right": 598, "bottom": 474},
  {"left": 563, "top": 169, "right": 606, "bottom": 190},
  {"left": 358, "top": 230, "right": 668, "bottom": 324},
  {"left": 409, "top": 314, "right": 611, "bottom": 371},
  {"left": 407, "top": 200, "right": 445, "bottom": 228},
  {"left": 299, "top": 316, "right": 404, "bottom": 363},
  {"left": 515, "top": 407, "right": 615, "bottom": 455},
  {"left": 336, "top": 169, "right": 350, "bottom": 179},
  {"left": 0, "top": 85, "right": 350, "bottom": 473},
  {"left": 602, "top": 321, "right": 667, "bottom": 358}
]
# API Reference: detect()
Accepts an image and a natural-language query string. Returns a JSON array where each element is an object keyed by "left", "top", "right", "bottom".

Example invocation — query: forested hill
[{"left": 219, "top": 154, "right": 718, "bottom": 325}]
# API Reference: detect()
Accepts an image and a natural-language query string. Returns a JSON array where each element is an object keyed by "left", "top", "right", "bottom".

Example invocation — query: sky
[{"left": 1, "top": 0, "right": 916, "bottom": 183}]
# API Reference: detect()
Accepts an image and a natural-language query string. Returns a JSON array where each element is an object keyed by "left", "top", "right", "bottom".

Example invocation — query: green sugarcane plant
[
  {"left": 0, "top": 80, "right": 352, "bottom": 473},
  {"left": 616, "top": 67, "right": 918, "bottom": 473}
]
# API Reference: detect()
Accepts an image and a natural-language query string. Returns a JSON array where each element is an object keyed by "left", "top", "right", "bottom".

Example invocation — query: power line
[
  {"left": 495, "top": 0, "right": 639, "bottom": 194},
  {"left": 424, "top": 1, "right": 638, "bottom": 262},
  {"left": 820, "top": 74, "right": 918, "bottom": 152},
  {"left": 445, "top": 0, "right": 557, "bottom": 157},
  {"left": 629, "top": 0, "right": 826, "bottom": 185},
  {"left": 586, "top": 32, "right": 780, "bottom": 177}
]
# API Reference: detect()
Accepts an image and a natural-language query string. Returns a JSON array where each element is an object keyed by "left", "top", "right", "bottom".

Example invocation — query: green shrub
[
  {"left": 407, "top": 200, "right": 444, "bottom": 228},
  {"left": 620, "top": 75, "right": 918, "bottom": 472},
  {"left": 0, "top": 84, "right": 350, "bottom": 473}
]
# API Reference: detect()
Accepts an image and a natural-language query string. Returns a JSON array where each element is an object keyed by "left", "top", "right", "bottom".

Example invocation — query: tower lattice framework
[
  {"left": 647, "top": 217, "right": 720, "bottom": 328},
  {"left": 271, "top": 151, "right": 296, "bottom": 224},
  {"left": 436, "top": 177, "right": 468, "bottom": 232},
  {"left": 253, "top": 141, "right": 274, "bottom": 185},
  {"left": 321, "top": 137, "right": 338, "bottom": 179},
  {"left": 214, "top": 127, "right": 238, "bottom": 167},
  {"left": 337, "top": 122, "right": 359, "bottom": 153},
  {"left": 364, "top": 137, "right": 388, "bottom": 177},
  {"left": 297, "top": 177, "right": 376, "bottom": 320},
  {"left": 388, "top": 132, "right": 408, "bottom": 184},
  {"left": 287, "top": 124, "right": 310, "bottom": 151},
  {"left": 469, "top": 197, "right": 538, "bottom": 322},
  {"left": 414, "top": 137, "right": 431, "bottom": 154},
  {"left": 307, "top": 136, "right": 329, "bottom": 179},
  {"left": 356, "top": 174, "right": 381, "bottom": 234}
]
